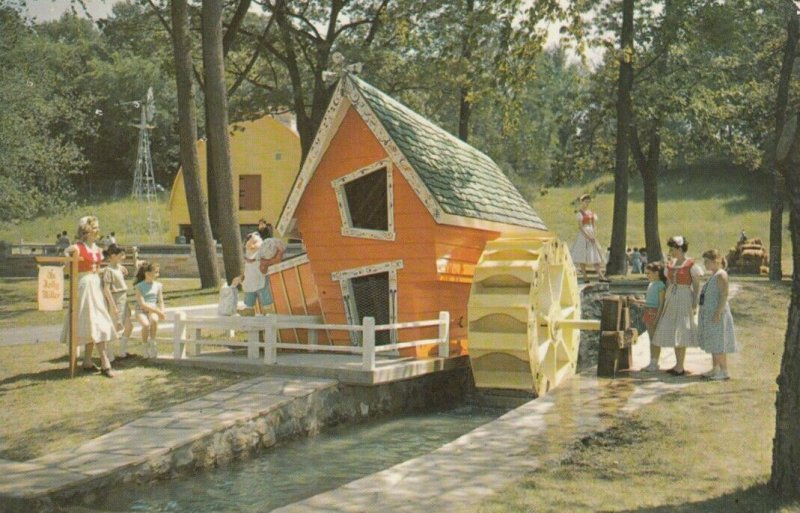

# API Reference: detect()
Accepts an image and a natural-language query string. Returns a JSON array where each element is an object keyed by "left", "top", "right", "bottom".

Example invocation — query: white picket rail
[{"left": 172, "top": 311, "right": 450, "bottom": 371}]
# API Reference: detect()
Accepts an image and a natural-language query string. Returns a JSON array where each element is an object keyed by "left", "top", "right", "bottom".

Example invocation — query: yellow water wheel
[{"left": 467, "top": 233, "right": 598, "bottom": 396}]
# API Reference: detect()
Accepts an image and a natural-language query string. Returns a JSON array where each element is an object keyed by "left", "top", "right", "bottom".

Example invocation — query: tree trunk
[
  {"left": 458, "top": 0, "right": 475, "bottom": 142},
  {"left": 170, "top": 0, "right": 219, "bottom": 289},
  {"left": 204, "top": 116, "right": 219, "bottom": 239},
  {"left": 607, "top": 0, "right": 634, "bottom": 276},
  {"left": 772, "top": 110, "right": 800, "bottom": 496},
  {"left": 202, "top": 0, "right": 243, "bottom": 282},
  {"left": 770, "top": 14, "right": 799, "bottom": 281},
  {"left": 631, "top": 122, "right": 664, "bottom": 263}
]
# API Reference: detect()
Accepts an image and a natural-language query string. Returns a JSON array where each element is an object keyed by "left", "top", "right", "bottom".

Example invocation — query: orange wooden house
[{"left": 271, "top": 75, "right": 548, "bottom": 357}]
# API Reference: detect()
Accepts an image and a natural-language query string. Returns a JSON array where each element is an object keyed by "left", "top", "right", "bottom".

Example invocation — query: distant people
[
  {"left": 569, "top": 194, "right": 608, "bottom": 282},
  {"left": 56, "top": 231, "right": 70, "bottom": 251},
  {"left": 739, "top": 230, "right": 747, "bottom": 244},
  {"left": 107, "top": 232, "right": 117, "bottom": 245},
  {"left": 631, "top": 247, "right": 643, "bottom": 274},
  {"left": 638, "top": 262, "right": 667, "bottom": 372},
  {"left": 102, "top": 244, "right": 132, "bottom": 360},
  {"left": 640, "top": 247, "right": 648, "bottom": 266},
  {"left": 61, "top": 216, "right": 117, "bottom": 377},
  {"left": 652, "top": 235, "right": 703, "bottom": 376},
  {"left": 134, "top": 261, "right": 165, "bottom": 359},
  {"left": 698, "top": 249, "right": 738, "bottom": 380},
  {"left": 176, "top": 233, "right": 187, "bottom": 244},
  {"left": 626, "top": 247, "right": 634, "bottom": 274}
]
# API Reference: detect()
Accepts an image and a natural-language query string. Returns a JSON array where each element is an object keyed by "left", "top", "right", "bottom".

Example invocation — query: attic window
[{"left": 332, "top": 159, "right": 395, "bottom": 241}]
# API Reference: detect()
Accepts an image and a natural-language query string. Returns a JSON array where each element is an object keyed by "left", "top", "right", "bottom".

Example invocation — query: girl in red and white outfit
[
  {"left": 570, "top": 194, "right": 609, "bottom": 282},
  {"left": 651, "top": 235, "right": 703, "bottom": 375},
  {"left": 61, "top": 216, "right": 117, "bottom": 377}
]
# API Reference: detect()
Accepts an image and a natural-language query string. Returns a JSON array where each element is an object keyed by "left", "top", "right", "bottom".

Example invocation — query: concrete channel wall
[{"left": 3, "top": 368, "right": 471, "bottom": 513}]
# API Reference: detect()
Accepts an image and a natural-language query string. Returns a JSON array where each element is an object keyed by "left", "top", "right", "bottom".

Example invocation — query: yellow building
[{"left": 167, "top": 115, "right": 301, "bottom": 242}]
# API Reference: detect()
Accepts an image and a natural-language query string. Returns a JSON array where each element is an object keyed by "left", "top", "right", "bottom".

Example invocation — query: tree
[
  {"left": 170, "top": 0, "right": 220, "bottom": 288},
  {"left": 770, "top": 9, "right": 799, "bottom": 281},
  {"left": 0, "top": 6, "right": 88, "bottom": 221},
  {"left": 202, "top": 0, "right": 243, "bottom": 281},
  {"left": 772, "top": 109, "right": 800, "bottom": 496},
  {"left": 607, "top": 0, "right": 634, "bottom": 275}
]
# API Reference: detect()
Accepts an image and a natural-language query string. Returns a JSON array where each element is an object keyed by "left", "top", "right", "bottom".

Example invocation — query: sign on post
[{"left": 37, "top": 265, "right": 64, "bottom": 311}]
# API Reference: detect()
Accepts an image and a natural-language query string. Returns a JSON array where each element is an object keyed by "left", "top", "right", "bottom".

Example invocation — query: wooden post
[
  {"left": 264, "top": 314, "right": 278, "bottom": 364},
  {"left": 362, "top": 317, "right": 376, "bottom": 371},
  {"left": 438, "top": 311, "right": 450, "bottom": 358},
  {"left": 173, "top": 310, "right": 187, "bottom": 360},
  {"left": 35, "top": 253, "right": 81, "bottom": 378}
]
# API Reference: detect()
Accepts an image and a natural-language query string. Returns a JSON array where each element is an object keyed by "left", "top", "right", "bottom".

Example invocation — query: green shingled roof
[{"left": 349, "top": 76, "right": 547, "bottom": 231}]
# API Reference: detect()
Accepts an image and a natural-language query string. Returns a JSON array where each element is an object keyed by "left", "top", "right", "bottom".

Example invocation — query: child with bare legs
[
  {"left": 102, "top": 244, "right": 133, "bottom": 359},
  {"left": 638, "top": 262, "right": 667, "bottom": 372},
  {"left": 134, "top": 262, "right": 165, "bottom": 359}
]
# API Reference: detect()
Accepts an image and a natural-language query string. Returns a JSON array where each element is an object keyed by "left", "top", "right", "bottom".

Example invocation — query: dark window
[
  {"left": 344, "top": 168, "right": 388, "bottom": 231},
  {"left": 351, "top": 272, "right": 390, "bottom": 345}
]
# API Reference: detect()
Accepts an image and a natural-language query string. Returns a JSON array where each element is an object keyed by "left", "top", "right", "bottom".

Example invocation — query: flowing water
[{"left": 94, "top": 405, "right": 505, "bottom": 513}]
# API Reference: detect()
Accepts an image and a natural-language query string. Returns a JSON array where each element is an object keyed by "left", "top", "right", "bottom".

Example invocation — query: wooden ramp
[{"left": 467, "top": 234, "right": 599, "bottom": 396}]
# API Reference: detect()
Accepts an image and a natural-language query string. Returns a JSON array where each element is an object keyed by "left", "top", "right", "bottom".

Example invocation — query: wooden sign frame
[{"left": 35, "top": 254, "right": 81, "bottom": 378}]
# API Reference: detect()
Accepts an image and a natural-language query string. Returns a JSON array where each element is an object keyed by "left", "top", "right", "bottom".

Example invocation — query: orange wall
[{"left": 293, "top": 107, "right": 503, "bottom": 357}]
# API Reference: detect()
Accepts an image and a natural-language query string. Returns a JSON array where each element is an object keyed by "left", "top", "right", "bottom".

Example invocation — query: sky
[
  {"left": 21, "top": 0, "right": 603, "bottom": 67},
  {"left": 23, "top": 0, "right": 117, "bottom": 21}
]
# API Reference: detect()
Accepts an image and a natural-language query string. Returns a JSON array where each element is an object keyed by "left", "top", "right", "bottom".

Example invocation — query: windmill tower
[{"left": 130, "top": 87, "right": 160, "bottom": 238}]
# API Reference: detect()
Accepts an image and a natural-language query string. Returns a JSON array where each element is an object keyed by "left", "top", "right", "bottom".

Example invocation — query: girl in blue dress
[{"left": 134, "top": 261, "right": 165, "bottom": 359}]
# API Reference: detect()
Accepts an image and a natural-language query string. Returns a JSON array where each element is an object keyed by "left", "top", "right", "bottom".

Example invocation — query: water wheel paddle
[{"left": 467, "top": 234, "right": 599, "bottom": 396}]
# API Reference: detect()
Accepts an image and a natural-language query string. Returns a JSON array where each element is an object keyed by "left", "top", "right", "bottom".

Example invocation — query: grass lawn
[
  {"left": 0, "top": 277, "right": 218, "bottom": 328},
  {"left": 0, "top": 341, "right": 249, "bottom": 461},
  {"left": 477, "top": 279, "right": 800, "bottom": 513}
]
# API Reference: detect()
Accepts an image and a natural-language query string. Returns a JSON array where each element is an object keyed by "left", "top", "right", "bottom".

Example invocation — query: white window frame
[
  {"left": 331, "top": 159, "right": 395, "bottom": 241},
  {"left": 332, "top": 260, "right": 402, "bottom": 346}
]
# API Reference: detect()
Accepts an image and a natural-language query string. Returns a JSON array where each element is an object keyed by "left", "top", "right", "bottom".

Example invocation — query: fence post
[
  {"left": 362, "top": 317, "right": 376, "bottom": 371},
  {"left": 438, "top": 311, "right": 450, "bottom": 358},
  {"left": 172, "top": 310, "right": 187, "bottom": 360},
  {"left": 264, "top": 314, "right": 278, "bottom": 364}
]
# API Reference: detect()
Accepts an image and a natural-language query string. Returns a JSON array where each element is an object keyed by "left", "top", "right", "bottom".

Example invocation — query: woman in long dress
[
  {"left": 570, "top": 194, "right": 608, "bottom": 282},
  {"left": 698, "top": 249, "right": 738, "bottom": 380},
  {"left": 651, "top": 235, "right": 703, "bottom": 375},
  {"left": 62, "top": 216, "right": 118, "bottom": 377}
]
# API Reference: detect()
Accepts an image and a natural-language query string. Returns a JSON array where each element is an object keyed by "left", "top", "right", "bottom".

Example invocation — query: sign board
[{"left": 38, "top": 265, "right": 64, "bottom": 311}]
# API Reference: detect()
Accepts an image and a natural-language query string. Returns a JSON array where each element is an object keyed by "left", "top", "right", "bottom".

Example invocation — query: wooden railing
[{"left": 172, "top": 311, "right": 450, "bottom": 371}]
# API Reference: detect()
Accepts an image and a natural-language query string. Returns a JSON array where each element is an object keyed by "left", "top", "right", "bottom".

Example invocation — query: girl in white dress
[
  {"left": 570, "top": 194, "right": 608, "bottom": 282},
  {"left": 698, "top": 249, "right": 738, "bottom": 380},
  {"left": 62, "top": 216, "right": 117, "bottom": 377},
  {"left": 652, "top": 235, "right": 703, "bottom": 375}
]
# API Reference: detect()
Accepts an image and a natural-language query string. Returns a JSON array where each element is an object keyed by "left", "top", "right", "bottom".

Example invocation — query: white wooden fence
[{"left": 172, "top": 311, "right": 450, "bottom": 371}]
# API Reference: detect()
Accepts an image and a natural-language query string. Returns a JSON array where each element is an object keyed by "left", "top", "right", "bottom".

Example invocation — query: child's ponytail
[{"left": 135, "top": 261, "right": 159, "bottom": 285}]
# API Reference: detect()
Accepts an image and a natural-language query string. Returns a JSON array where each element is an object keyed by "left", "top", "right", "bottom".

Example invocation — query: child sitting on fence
[{"left": 134, "top": 261, "right": 165, "bottom": 359}]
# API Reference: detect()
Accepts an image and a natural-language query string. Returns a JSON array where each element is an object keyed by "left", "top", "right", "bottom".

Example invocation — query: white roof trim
[{"left": 277, "top": 78, "right": 351, "bottom": 236}]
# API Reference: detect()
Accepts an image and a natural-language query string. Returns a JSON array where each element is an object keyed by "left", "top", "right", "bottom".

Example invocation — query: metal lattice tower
[{"left": 130, "top": 88, "right": 160, "bottom": 238}]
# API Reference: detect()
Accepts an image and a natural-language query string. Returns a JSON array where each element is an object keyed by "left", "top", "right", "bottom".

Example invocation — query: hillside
[{"left": 515, "top": 167, "right": 791, "bottom": 273}]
